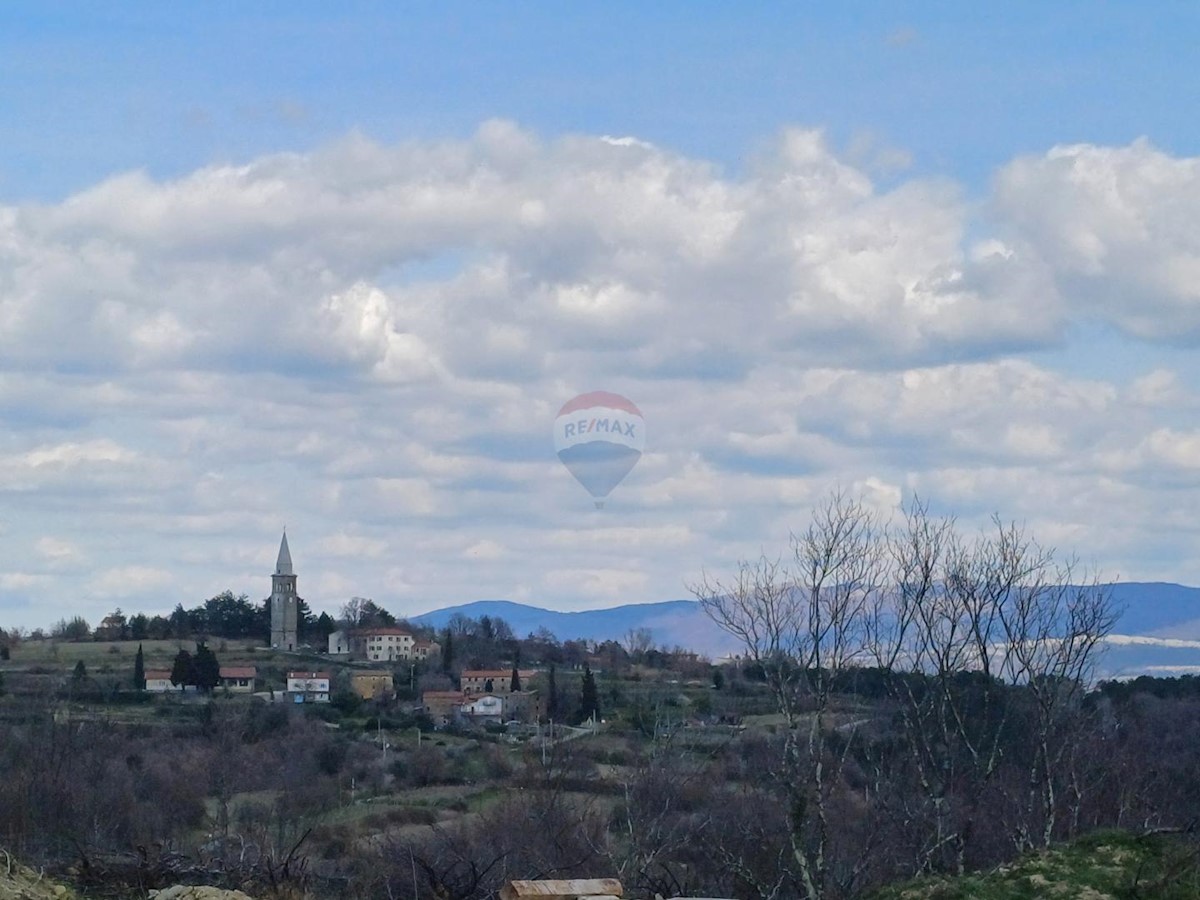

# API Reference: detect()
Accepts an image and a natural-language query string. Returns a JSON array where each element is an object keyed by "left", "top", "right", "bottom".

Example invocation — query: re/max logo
[{"left": 563, "top": 418, "right": 637, "bottom": 439}]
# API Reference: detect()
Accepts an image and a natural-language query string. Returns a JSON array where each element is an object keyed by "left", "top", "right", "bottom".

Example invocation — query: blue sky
[
  {"left": 2, "top": 4, "right": 1200, "bottom": 629},
  {"left": 5, "top": 4, "right": 1197, "bottom": 198}
]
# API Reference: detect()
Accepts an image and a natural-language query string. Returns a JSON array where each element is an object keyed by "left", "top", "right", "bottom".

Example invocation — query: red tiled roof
[
  {"left": 219, "top": 666, "right": 256, "bottom": 679},
  {"left": 360, "top": 626, "right": 412, "bottom": 636},
  {"left": 422, "top": 691, "right": 465, "bottom": 700},
  {"left": 461, "top": 669, "right": 537, "bottom": 679},
  {"left": 144, "top": 670, "right": 172, "bottom": 680}
]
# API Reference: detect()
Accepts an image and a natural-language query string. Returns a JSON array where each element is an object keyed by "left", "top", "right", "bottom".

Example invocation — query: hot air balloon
[{"left": 554, "top": 391, "right": 644, "bottom": 508}]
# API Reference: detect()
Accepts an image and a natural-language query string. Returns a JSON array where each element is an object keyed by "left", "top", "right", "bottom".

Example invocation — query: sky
[{"left": 2, "top": 3, "right": 1200, "bottom": 630}]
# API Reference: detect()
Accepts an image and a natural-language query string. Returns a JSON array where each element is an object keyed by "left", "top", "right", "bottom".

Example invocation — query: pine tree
[
  {"left": 441, "top": 629, "right": 454, "bottom": 674},
  {"left": 511, "top": 645, "right": 522, "bottom": 692},
  {"left": 133, "top": 643, "right": 146, "bottom": 690},
  {"left": 72, "top": 659, "right": 87, "bottom": 682}
]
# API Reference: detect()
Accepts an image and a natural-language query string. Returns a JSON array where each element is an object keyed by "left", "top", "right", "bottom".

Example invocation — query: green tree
[
  {"left": 296, "top": 597, "right": 317, "bottom": 642},
  {"left": 193, "top": 640, "right": 221, "bottom": 693},
  {"left": 129, "top": 612, "right": 149, "bottom": 641},
  {"left": 169, "top": 604, "right": 190, "bottom": 639},
  {"left": 313, "top": 611, "right": 337, "bottom": 646},
  {"left": 510, "top": 644, "right": 522, "bottom": 691},
  {"left": 72, "top": 659, "right": 87, "bottom": 681},
  {"left": 441, "top": 629, "right": 454, "bottom": 674},
  {"left": 201, "top": 591, "right": 260, "bottom": 638},
  {"left": 53, "top": 616, "right": 91, "bottom": 642},
  {"left": 133, "top": 643, "right": 146, "bottom": 690},
  {"left": 547, "top": 664, "right": 559, "bottom": 722},
  {"left": 578, "top": 663, "right": 599, "bottom": 724},
  {"left": 170, "top": 648, "right": 194, "bottom": 687}
]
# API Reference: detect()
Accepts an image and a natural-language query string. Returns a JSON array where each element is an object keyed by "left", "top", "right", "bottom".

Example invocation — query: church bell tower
[{"left": 270, "top": 531, "right": 299, "bottom": 651}]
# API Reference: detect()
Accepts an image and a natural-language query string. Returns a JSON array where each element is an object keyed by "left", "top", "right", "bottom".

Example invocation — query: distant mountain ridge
[
  {"left": 412, "top": 598, "right": 740, "bottom": 657},
  {"left": 412, "top": 582, "right": 1200, "bottom": 678}
]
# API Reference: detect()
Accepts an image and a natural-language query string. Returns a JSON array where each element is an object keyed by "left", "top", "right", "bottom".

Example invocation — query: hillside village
[
  {"left": 102, "top": 534, "right": 606, "bottom": 731},
  {"left": 2, "top": 525, "right": 1200, "bottom": 900}
]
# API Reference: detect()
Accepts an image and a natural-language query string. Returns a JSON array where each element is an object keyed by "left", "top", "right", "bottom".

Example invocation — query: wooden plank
[{"left": 500, "top": 879, "right": 623, "bottom": 900}]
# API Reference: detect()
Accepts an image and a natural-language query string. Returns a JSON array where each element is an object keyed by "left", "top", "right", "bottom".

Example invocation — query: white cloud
[
  {"left": 1, "top": 127, "right": 1200, "bottom": 627},
  {"left": 994, "top": 138, "right": 1200, "bottom": 341},
  {"left": 88, "top": 566, "right": 173, "bottom": 598},
  {"left": 35, "top": 537, "right": 81, "bottom": 566},
  {"left": 324, "top": 532, "right": 388, "bottom": 559}
]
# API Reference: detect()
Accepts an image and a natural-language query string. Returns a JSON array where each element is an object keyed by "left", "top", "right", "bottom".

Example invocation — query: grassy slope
[{"left": 870, "top": 831, "right": 1200, "bottom": 900}]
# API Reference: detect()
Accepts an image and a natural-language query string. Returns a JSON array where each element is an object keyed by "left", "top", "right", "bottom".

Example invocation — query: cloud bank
[{"left": 1, "top": 123, "right": 1198, "bottom": 628}]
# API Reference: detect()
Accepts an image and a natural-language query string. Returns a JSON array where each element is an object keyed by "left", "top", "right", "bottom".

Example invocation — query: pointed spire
[{"left": 275, "top": 530, "right": 294, "bottom": 576}]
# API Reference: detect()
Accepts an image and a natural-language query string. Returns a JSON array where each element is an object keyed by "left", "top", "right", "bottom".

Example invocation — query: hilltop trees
[
  {"left": 51, "top": 616, "right": 91, "bottom": 642},
  {"left": 340, "top": 597, "right": 395, "bottom": 629}
]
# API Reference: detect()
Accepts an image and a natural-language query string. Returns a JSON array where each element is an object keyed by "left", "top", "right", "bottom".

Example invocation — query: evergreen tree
[
  {"left": 313, "top": 611, "right": 337, "bottom": 646},
  {"left": 170, "top": 648, "right": 194, "bottom": 687},
  {"left": 169, "top": 603, "right": 190, "bottom": 639},
  {"left": 193, "top": 640, "right": 221, "bottom": 693},
  {"left": 511, "top": 646, "right": 522, "bottom": 691},
  {"left": 133, "top": 643, "right": 146, "bottom": 690},
  {"left": 72, "top": 659, "right": 87, "bottom": 682},
  {"left": 579, "top": 663, "right": 599, "bottom": 723},
  {"left": 547, "top": 664, "right": 559, "bottom": 722},
  {"left": 441, "top": 629, "right": 454, "bottom": 674}
]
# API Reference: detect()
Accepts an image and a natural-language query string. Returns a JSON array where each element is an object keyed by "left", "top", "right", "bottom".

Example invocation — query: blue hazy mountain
[
  {"left": 411, "top": 583, "right": 1200, "bottom": 677},
  {"left": 1105, "top": 582, "right": 1200, "bottom": 638},
  {"left": 412, "top": 598, "right": 740, "bottom": 657}
]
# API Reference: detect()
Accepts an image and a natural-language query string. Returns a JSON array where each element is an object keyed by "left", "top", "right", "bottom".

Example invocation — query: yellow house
[{"left": 351, "top": 670, "right": 394, "bottom": 700}]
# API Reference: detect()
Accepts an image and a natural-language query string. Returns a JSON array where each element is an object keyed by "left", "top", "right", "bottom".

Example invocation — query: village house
[
  {"left": 421, "top": 690, "right": 465, "bottom": 725},
  {"left": 286, "top": 671, "right": 330, "bottom": 703},
  {"left": 460, "top": 693, "right": 505, "bottom": 725},
  {"left": 144, "top": 669, "right": 177, "bottom": 693},
  {"left": 219, "top": 665, "right": 256, "bottom": 693},
  {"left": 460, "top": 668, "right": 538, "bottom": 696},
  {"left": 362, "top": 626, "right": 414, "bottom": 661},
  {"left": 413, "top": 638, "right": 439, "bottom": 660},
  {"left": 351, "top": 670, "right": 394, "bottom": 700},
  {"left": 327, "top": 629, "right": 357, "bottom": 656},
  {"left": 327, "top": 627, "right": 440, "bottom": 663}
]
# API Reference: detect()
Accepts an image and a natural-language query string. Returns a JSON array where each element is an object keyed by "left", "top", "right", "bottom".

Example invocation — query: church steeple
[
  {"left": 275, "top": 530, "right": 294, "bottom": 576},
  {"left": 269, "top": 530, "right": 299, "bottom": 651}
]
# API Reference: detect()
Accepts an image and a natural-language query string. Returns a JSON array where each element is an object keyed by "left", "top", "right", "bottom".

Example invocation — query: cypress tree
[
  {"left": 133, "top": 643, "right": 146, "bottom": 690},
  {"left": 579, "top": 663, "right": 599, "bottom": 723}
]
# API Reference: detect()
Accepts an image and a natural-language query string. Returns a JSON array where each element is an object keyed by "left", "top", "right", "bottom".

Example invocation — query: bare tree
[
  {"left": 622, "top": 627, "right": 655, "bottom": 663},
  {"left": 691, "top": 491, "right": 887, "bottom": 900},
  {"left": 867, "top": 502, "right": 1118, "bottom": 871},
  {"left": 696, "top": 494, "right": 1119, "bottom": 894}
]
